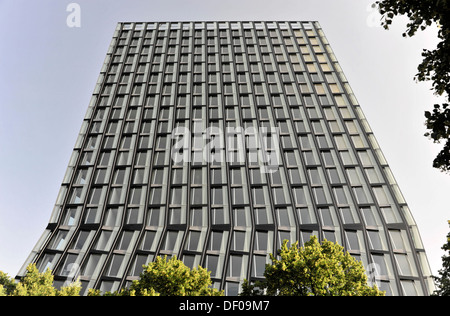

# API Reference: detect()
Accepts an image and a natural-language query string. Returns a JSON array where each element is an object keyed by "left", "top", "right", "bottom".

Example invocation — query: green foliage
[
  {"left": 375, "top": 0, "right": 450, "bottom": 172},
  {"left": 0, "top": 285, "right": 6, "bottom": 297},
  {"left": 241, "top": 237, "right": 384, "bottom": 296},
  {"left": 0, "top": 264, "right": 81, "bottom": 296},
  {"left": 0, "top": 271, "right": 17, "bottom": 295},
  {"left": 2, "top": 258, "right": 221, "bottom": 297},
  {"left": 433, "top": 221, "right": 450, "bottom": 296},
  {"left": 128, "top": 256, "right": 223, "bottom": 296},
  {"left": 425, "top": 104, "right": 450, "bottom": 171},
  {"left": 12, "top": 265, "right": 57, "bottom": 296},
  {"left": 58, "top": 280, "right": 82, "bottom": 297}
]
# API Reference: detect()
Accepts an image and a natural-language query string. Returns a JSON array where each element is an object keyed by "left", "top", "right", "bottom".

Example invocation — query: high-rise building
[{"left": 19, "top": 21, "right": 434, "bottom": 296}]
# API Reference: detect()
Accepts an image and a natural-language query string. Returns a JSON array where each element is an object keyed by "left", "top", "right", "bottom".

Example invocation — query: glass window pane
[
  {"left": 297, "top": 207, "right": 317, "bottom": 224},
  {"left": 253, "top": 255, "right": 267, "bottom": 277},
  {"left": 345, "top": 231, "right": 360, "bottom": 251},
  {"left": 72, "top": 231, "right": 90, "bottom": 250},
  {"left": 106, "top": 254, "right": 125, "bottom": 277},
  {"left": 82, "top": 254, "right": 102, "bottom": 277},
  {"left": 319, "top": 208, "right": 334, "bottom": 226},
  {"left": 185, "top": 231, "right": 201, "bottom": 251},
  {"left": 95, "top": 230, "right": 113, "bottom": 251},
  {"left": 140, "top": 231, "right": 157, "bottom": 251},
  {"left": 293, "top": 187, "right": 307, "bottom": 205},
  {"left": 116, "top": 231, "right": 134, "bottom": 250}
]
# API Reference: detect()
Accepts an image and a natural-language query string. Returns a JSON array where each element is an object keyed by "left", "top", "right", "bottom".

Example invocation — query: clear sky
[{"left": 0, "top": 0, "right": 449, "bottom": 278}]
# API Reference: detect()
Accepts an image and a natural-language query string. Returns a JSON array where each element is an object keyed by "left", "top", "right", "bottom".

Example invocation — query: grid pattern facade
[{"left": 20, "top": 21, "right": 434, "bottom": 296}]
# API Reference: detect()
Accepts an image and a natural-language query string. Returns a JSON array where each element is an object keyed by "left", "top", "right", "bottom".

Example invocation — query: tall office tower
[{"left": 19, "top": 21, "right": 434, "bottom": 296}]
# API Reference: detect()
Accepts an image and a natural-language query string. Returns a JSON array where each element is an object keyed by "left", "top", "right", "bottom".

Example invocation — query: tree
[
  {"left": 433, "top": 221, "right": 450, "bottom": 296},
  {"left": 241, "top": 236, "right": 384, "bottom": 296},
  {"left": 0, "top": 271, "right": 17, "bottom": 296},
  {"left": 374, "top": 0, "right": 450, "bottom": 172},
  {"left": 126, "top": 256, "right": 223, "bottom": 296},
  {"left": 0, "top": 264, "right": 81, "bottom": 296},
  {"left": 12, "top": 264, "right": 57, "bottom": 296}
]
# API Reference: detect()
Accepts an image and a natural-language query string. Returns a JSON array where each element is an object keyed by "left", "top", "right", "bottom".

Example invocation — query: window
[
  {"left": 104, "top": 208, "right": 121, "bottom": 227},
  {"left": 250, "top": 169, "right": 264, "bottom": 185},
  {"left": 106, "top": 254, "right": 125, "bottom": 277},
  {"left": 327, "top": 169, "right": 340, "bottom": 184},
  {"left": 205, "top": 255, "right": 220, "bottom": 278},
  {"left": 69, "top": 188, "right": 83, "bottom": 204},
  {"left": 185, "top": 231, "right": 202, "bottom": 251},
  {"left": 368, "top": 231, "right": 385, "bottom": 250},
  {"left": 132, "top": 169, "right": 145, "bottom": 184},
  {"left": 228, "top": 255, "right": 245, "bottom": 278},
  {"left": 49, "top": 231, "right": 68, "bottom": 251},
  {"left": 113, "top": 169, "right": 126, "bottom": 185},
  {"left": 340, "top": 207, "right": 359, "bottom": 224},
  {"left": 82, "top": 254, "right": 102, "bottom": 277},
  {"left": 297, "top": 207, "right": 317, "bottom": 224},
  {"left": 94, "top": 169, "right": 107, "bottom": 184},
  {"left": 252, "top": 255, "right": 267, "bottom": 277},
  {"left": 254, "top": 208, "right": 272, "bottom": 225},
  {"left": 126, "top": 208, "right": 143, "bottom": 224},
  {"left": 149, "top": 188, "right": 162, "bottom": 205},
  {"left": 333, "top": 187, "right": 348, "bottom": 205},
  {"left": 345, "top": 231, "right": 360, "bottom": 251},
  {"left": 211, "top": 168, "right": 225, "bottom": 185},
  {"left": 109, "top": 188, "right": 123, "bottom": 204},
  {"left": 140, "top": 231, "right": 157, "bottom": 251},
  {"left": 254, "top": 231, "right": 271, "bottom": 252},
  {"left": 231, "top": 231, "right": 248, "bottom": 251},
  {"left": 232, "top": 187, "right": 245, "bottom": 205},
  {"left": 252, "top": 187, "right": 267, "bottom": 206},
  {"left": 231, "top": 168, "right": 244, "bottom": 185},
  {"left": 209, "top": 231, "right": 225, "bottom": 251},
  {"left": 190, "top": 208, "right": 205, "bottom": 227},
  {"left": 212, "top": 187, "right": 224, "bottom": 205},
  {"left": 401, "top": 280, "right": 421, "bottom": 296},
  {"left": 162, "top": 231, "right": 183, "bottom": 252},
  {"left": 191, "top": 168, "right": 204, "bottom": 185},
  {"left": 373, "top": 186, "right": 390, "bottom": 205},
  {"left": 129, "top": 255, "right": 150, "bottom": 277},
  {"left": 88, "top": 188, "right": 104, "bottom": 205},
  {"left": 95, "top": 230, "right": 113, "bottom": 251},
  {"left": 395, "top": 254, "right": 414, "bottom": 276},
  {"left": 390, "top": 230, "right": 408, "bottom": 252},
  {"left": 372, "top": 254, "right": 390, "bottom": 277},
  {"left": 313, "top": 187, "right": 327, "bottom": 204},
  {"left": 276, "top": 208, "right": 294, "bottom": 227},
  {"left": 381, "top": 207, "right": 401, "bottom": 224},
  {"left": 63, "top": 208, "right": 78, "bottom": 226},
  {"left": 116, "top": 231, "right": 134, "bottom": 251},
  {"left": 191, "top": 187, "right": 205, "bottom": 205},
  {"left": 170, "top": 187, "right": 183, "bottom": 205},
  {"left": 212, "top": 208, "right": 228, "bottom": 225},
  {"left": 319, "top": 208, "right": 334, "bottom": 227},
  {"left": 293, "top": 187, "right": 307, "bottom": 205},
  {"left": 353, "top": 187, "right": 369, "bottom": 204},
  {"left": 60, "top": 254, "right": 79, "bottom": 277},
  {"left": 75, "top": 169, "right": 89, "bottom": 185},
  {"left": 84, "top": 208, "right": 100, "bottom": 224},
  {"left": 129, "top": 187, "right": 143, "bottom": 205}
]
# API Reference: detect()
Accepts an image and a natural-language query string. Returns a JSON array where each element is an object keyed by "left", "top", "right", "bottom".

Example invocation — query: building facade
[{"left": 19, "top": 21, "right": 434, "bottom": 296}]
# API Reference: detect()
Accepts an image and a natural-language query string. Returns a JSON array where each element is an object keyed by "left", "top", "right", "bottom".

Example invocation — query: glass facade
[{"left": 20, "top": 21, "right": 434, "bottom": 296}]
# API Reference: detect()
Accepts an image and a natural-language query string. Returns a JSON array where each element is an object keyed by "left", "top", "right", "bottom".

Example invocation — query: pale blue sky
[{"left": 0, "top": 0, "right": 448, "bottom": 278}]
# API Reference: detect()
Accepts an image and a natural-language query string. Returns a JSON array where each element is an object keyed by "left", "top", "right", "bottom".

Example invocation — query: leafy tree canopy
[
  {"left": 433, "top": 221, "right": 450, "bottom": 296},
  {"left": 122, "top": 256, "right": 223, "bottom": 296},
  {"left": 241, "top": 236, "right": 384, "bottom": 296},
  {"left": 0, "top": 264, "right": 81, "bottom": 296},
  {"left": 375, "top": 0, "right": 450, "bottom": 172}
]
